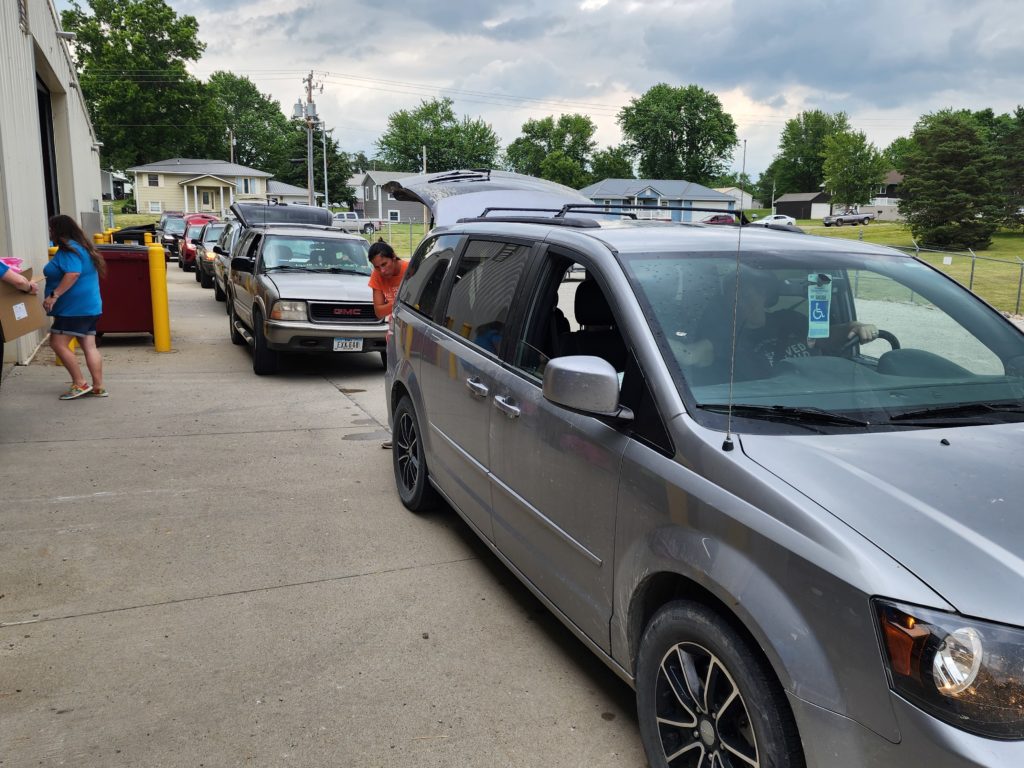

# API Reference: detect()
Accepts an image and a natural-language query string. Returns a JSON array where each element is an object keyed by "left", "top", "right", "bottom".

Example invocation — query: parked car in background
[
  {"left": 177, "top": 222, "right": 207, "bottom": 271},
  {"left": 333, "top": 210, "right": 386, "bottom": 234},
  {"left": 382, "top": 169, "right": 1024, "bottom": 768},
  {"left": 193, "top": 221, "right": 227, "bottom": 288},
  {"left": 212, "top": 219, "right": 244, "bottom": 303},
  {"left": 823, "top": 209, "right": 875, "bottom": 226},
  {"left": 700, "top": 213, "right": 740, "bottom": 225},
  {"left": 158, "top": 212, "right": 218, "bottom": 262},
  {"left": 749, "top": 213, "right": 796, "bottom": 226},
  {"left": 225, "top": 202, "right": 385, "bottom": 374}
]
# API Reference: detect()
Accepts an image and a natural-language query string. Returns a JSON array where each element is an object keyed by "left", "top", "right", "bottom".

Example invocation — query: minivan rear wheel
[
  {"left": 393, "top": 396, "right": 439, "bottom": 512},
  {"left": 636, "top": 601, "right": 804, "bottom": 768}
]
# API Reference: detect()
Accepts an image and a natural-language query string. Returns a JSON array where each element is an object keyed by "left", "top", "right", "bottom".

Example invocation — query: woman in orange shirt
[{"left": 367, "top": 239, "right": 408, "bottom": 320}]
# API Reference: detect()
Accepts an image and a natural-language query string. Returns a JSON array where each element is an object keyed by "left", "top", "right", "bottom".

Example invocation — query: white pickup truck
[
  {"left": 823, "top": 209, "right": 875, "bottom": 226},
  {"left": 333, "top": 211, "right": 385, "bottom": 234}
]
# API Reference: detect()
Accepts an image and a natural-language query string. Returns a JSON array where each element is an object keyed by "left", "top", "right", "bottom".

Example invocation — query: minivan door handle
[
  {"left": 493, "top": 395, "right": 521, "bottom": 419},
  {"left": 465, "top": 377, "right": 489, "bottom": 398}
]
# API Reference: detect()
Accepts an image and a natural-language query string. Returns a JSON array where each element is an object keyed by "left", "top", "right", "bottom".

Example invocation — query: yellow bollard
[
  {"left": 144, "top": 232, "right": 153, "bottom": 245},
  {"left": 104, "top": 228, "right": 116, "bottom": 244},
  {"left": 93, "top": 232, "right": 104, "bottom": 245},
  {"left": 148, "top": 242, "right": 171, "bottom": 351}
]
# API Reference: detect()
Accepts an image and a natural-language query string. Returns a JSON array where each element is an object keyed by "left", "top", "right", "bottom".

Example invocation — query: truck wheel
[
  {"left": 200, "top": 270, "right": 213, "bottom": 288},
  {"left": 228, "top": 297, "right": 245, "bottom": 346},
  {"left": 214, "top": 281, "right": 226, "bottom": 302},
  {"left": 251, "top": 309, "right": 280, "bottom": 375},
  {"left": 362, "top": 223, "right": 375, "bottom": 235}
]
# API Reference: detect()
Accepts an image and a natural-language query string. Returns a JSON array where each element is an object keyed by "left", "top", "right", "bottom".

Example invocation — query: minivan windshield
[{"left": 623, "top": 249, "right": 1024, "bottom": 429}]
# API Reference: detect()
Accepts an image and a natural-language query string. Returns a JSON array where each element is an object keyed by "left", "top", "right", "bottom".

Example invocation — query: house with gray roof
[
  {"left": 127, "top": 158, "right": 274, "bottom": 217},
  {"left": 267, "top": 180, "right": 311, "bottom": 206},
  {"left": 360, "top": 171, "right": 423, "bottom": 222},
  {"left": 578, "top": 179, "right": 735, "bottom": 222}
]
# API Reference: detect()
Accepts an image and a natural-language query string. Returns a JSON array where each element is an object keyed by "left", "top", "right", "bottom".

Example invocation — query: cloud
[{"left": 62, "top": 0, "right": 1024, "bottom": 176}]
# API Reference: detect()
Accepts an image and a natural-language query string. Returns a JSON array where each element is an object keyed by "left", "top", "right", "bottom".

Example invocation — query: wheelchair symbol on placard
[{"left": 811, "top": 301, "right": 828, "bottom": 321}]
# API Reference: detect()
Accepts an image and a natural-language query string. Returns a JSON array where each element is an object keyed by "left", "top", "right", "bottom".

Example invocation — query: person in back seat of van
[
  {"left": 675, "top": 267, "right": 878, "bottom": 380},
  {"left": 367, "top": 239, "right": 408, "bottom": 320}
]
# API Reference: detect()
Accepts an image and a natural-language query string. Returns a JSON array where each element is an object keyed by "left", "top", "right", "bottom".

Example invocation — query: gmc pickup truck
[
  {"left": 823, "top": 209, "right": 875, "bottom": 226},
  {"left": 333, "top": 211, "right": 385, "bottom": 234}
]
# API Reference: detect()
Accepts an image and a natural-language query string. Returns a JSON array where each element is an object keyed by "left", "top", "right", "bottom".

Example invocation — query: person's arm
[
  {"left": 42, "top": 272, "right": 80, "bottom": 312},
  {"left": 372, "top": 288, "right": 393, "bottom": 319},
  {"left": 1, "top": 269, "right": 38, "bottom": 295}
]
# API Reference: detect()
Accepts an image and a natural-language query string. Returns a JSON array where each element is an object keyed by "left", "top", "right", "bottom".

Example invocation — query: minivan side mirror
[
  {"left": 212, "top": 245, "right": 225, "bottom": 256},
  {"left": 543, "top": 356, "right": 632, "bottom": 420},
  {"left": 231, "top": 255, "right": 254, "bottom": 273}
]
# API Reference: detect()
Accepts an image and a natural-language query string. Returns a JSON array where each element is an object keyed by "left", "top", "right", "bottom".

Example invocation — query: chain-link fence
[{"left": 890, "top": 244, "right": 1024, "bottom": 315}]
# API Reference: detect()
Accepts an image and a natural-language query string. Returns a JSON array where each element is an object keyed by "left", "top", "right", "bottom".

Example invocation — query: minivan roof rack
[
  {"left": 557, "top": 203, "right": 750, "bottom": 224},
  {"left": 457, "top": 212, "right": 601, "bottom": 228}
]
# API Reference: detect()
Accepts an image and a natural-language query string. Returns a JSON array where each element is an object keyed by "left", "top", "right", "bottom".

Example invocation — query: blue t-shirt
[
  {"left": 43, "top": 241, "right": 102, "bottom": 317},
  {"left": 0, "top": 261, "right": 9, "bottom": 280}
]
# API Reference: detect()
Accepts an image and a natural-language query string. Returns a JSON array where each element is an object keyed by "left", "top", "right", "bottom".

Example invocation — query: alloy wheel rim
[
  {"left": 396, "top": 412, "right": 420, "bottom": 492},
  {"left": 654, "top": 642, "right": 759, "bottom": 768}
]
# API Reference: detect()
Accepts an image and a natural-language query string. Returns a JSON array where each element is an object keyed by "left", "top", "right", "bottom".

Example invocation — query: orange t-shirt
[{"left": 368, "top": 259, "right": 408, "bottom": 307}]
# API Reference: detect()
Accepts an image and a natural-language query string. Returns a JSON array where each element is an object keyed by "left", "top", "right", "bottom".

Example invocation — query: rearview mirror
[{"left": 231, "top": 256, "right": 254, "bottom": 273}]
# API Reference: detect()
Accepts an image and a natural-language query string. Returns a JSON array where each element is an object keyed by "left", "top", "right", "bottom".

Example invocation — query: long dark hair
[
  {"left": 367, "top": 238, "right": 396, "bottom": 263},
  {"left": 49, "top": 214, "right": 106, "bottom": 278}
]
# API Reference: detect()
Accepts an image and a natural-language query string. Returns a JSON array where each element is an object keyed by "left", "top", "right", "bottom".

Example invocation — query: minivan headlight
[
  {"left": 874, "top": 599, "right": 1024, "bottom": 739},
  {"left": 270, "top": 300, "right": 307, "bottom": 321}
]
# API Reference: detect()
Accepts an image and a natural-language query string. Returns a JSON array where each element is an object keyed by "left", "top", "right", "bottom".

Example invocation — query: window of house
[
  {"left": 202, "top": 191, "right": 211, "bottom": 206},
  {"left": 388, "top": 210, "right": 400, "bottom": 222},
  {"left": 147, "top": 174, "right": 159, "bottom": 187},
  {"left": 442, "top": 239, "right": 532, "bottom": 356},
  {"left": 387, "top": 192, "right": 396, "bottom": 200},
  {"left": 148, "top": 201, "right": 162, "bottom": 213}
]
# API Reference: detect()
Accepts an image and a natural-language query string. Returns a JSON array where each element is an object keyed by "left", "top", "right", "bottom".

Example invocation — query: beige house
[
  {"left": 1, "top": 0, "right": 102, "bottom": 368},
  {"left": 128, "top": 159, "right": 273, "bottom": 217}
]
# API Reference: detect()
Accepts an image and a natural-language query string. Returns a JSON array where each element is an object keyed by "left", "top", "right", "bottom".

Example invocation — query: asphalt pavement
[{"left": 0, "top": 267, "right": 642, "bottom": 767}]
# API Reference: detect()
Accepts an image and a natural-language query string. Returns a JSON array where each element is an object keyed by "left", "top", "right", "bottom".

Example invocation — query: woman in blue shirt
[{"left": 43, "top": 215, "right": 108, "bottom": 399}]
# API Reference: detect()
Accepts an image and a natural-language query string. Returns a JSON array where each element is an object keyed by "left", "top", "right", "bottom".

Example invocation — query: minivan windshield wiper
[
  {"left": 888, "top": 401, "right": 1024, "bottom": 423},
  {"left": 697, "top": 403, "right": 870, "bottom": 427}
]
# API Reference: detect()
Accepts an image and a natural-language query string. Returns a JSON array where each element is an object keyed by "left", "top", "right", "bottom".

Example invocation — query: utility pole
[
  {"left": 227, "top": 128, "right": 235, "bottom": 164},
  {"left": 322, "top": 125, "right": 330, "bottom": 209},
  {"left": 293, "top": 72, "right": 321, "bottom": 206}
]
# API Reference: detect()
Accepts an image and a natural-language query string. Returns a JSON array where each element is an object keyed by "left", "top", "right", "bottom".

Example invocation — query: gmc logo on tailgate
[{"left": 333, "top": 307, "right": 362, "bottom": 316}]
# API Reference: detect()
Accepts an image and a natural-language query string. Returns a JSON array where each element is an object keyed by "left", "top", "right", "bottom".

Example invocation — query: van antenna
[{"left": 722, "top": 139, "right": 748, "bottom": 452}]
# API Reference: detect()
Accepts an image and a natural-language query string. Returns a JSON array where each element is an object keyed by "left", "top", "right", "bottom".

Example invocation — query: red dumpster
[{"left": 96, "top": 244, "right": 154, "bottom": 335}]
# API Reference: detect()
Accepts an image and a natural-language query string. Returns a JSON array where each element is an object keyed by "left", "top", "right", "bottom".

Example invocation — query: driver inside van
[{"left": 674, "top": 267, "right": 878, "bottom": 379}]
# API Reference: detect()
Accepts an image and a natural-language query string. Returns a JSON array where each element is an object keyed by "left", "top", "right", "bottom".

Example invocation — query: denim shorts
[{"left": 50, "top": 315, "right": 100, "bottom": 337}]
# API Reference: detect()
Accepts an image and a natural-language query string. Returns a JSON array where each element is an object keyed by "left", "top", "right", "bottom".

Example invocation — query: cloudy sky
[{"left": 62, "top": 0, "right": 1024, "bottom": 177}]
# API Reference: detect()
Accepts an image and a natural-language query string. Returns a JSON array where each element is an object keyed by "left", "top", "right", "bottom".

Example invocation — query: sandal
[{"left": 59, "top": 383, "right": 93, "bottom": 400}]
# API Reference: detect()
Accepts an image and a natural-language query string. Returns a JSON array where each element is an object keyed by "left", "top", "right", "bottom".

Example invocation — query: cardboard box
[{"left": 0, "top": 268, "right": 48, "bottom": 341}]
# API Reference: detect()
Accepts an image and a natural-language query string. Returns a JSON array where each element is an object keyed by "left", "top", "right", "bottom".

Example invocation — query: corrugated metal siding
[{"left": 0, "top": 0, "right": 100, "bottom": 364}]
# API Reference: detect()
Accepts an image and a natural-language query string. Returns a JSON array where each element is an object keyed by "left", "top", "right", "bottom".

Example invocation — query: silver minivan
[{"left": 384, "top": 171, "right": 1024, "bottom": 767}]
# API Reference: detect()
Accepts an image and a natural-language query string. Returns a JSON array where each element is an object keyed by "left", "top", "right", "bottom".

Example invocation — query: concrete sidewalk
[{"left": 0, "top": 269, "right": 641, "bottom": 767}]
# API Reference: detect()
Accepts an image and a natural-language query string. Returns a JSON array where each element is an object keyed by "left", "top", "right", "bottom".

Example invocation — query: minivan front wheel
[
  {"left": 392, "top": 396, "right": 438, "bottom": 513},
  {"left": 636, "top": 601, "right": 804, "bottom": 768}
]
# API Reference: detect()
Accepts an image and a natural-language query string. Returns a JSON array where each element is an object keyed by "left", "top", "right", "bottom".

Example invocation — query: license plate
[{"left": 333, "top": 337, "right": 363, "bottom": 352}]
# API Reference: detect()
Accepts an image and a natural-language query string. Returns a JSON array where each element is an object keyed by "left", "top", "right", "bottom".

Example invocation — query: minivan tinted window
[
  {"left": 400, "top": 234, "right": 461, "bottom": 318},
  {"left": 443, "top": 239, "right": 531, "bottom": 355}
]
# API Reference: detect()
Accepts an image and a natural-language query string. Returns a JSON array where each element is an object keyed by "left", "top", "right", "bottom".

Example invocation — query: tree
[
  {"left": 375, "top": 98, "right": 500, "bottom": 172},
  {"left": 206, "top": 72, "right": 292, "bottom": 173},
  {"left": 504, "top": 114, "right": 597, "bottom": 186},
  {"left": 617, "top": 84, "right": 738, "bottom": 184},
  {"left": 61, "top": 0, "right": 212, "bottom": 169},
  {"left": 709, "top": 171, "right": 753, "bottom": 189},
  {"left": 898, "top": 110, "right": 1003, "bottom": 250},
  {"left": 821, "top": 131, "right": 887, "bottom": 209},
  {"left": 753, "top": 159, "right": 783, "bottom": 210},
  {"left": 882, "top": 136, "right": 914, "bottom": 170},
  {"left": 590, "top": 145, "right": 635, "bottom": 181},
  {"left": 772, "top": 110, "right": 850, "bottom": 194}
]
